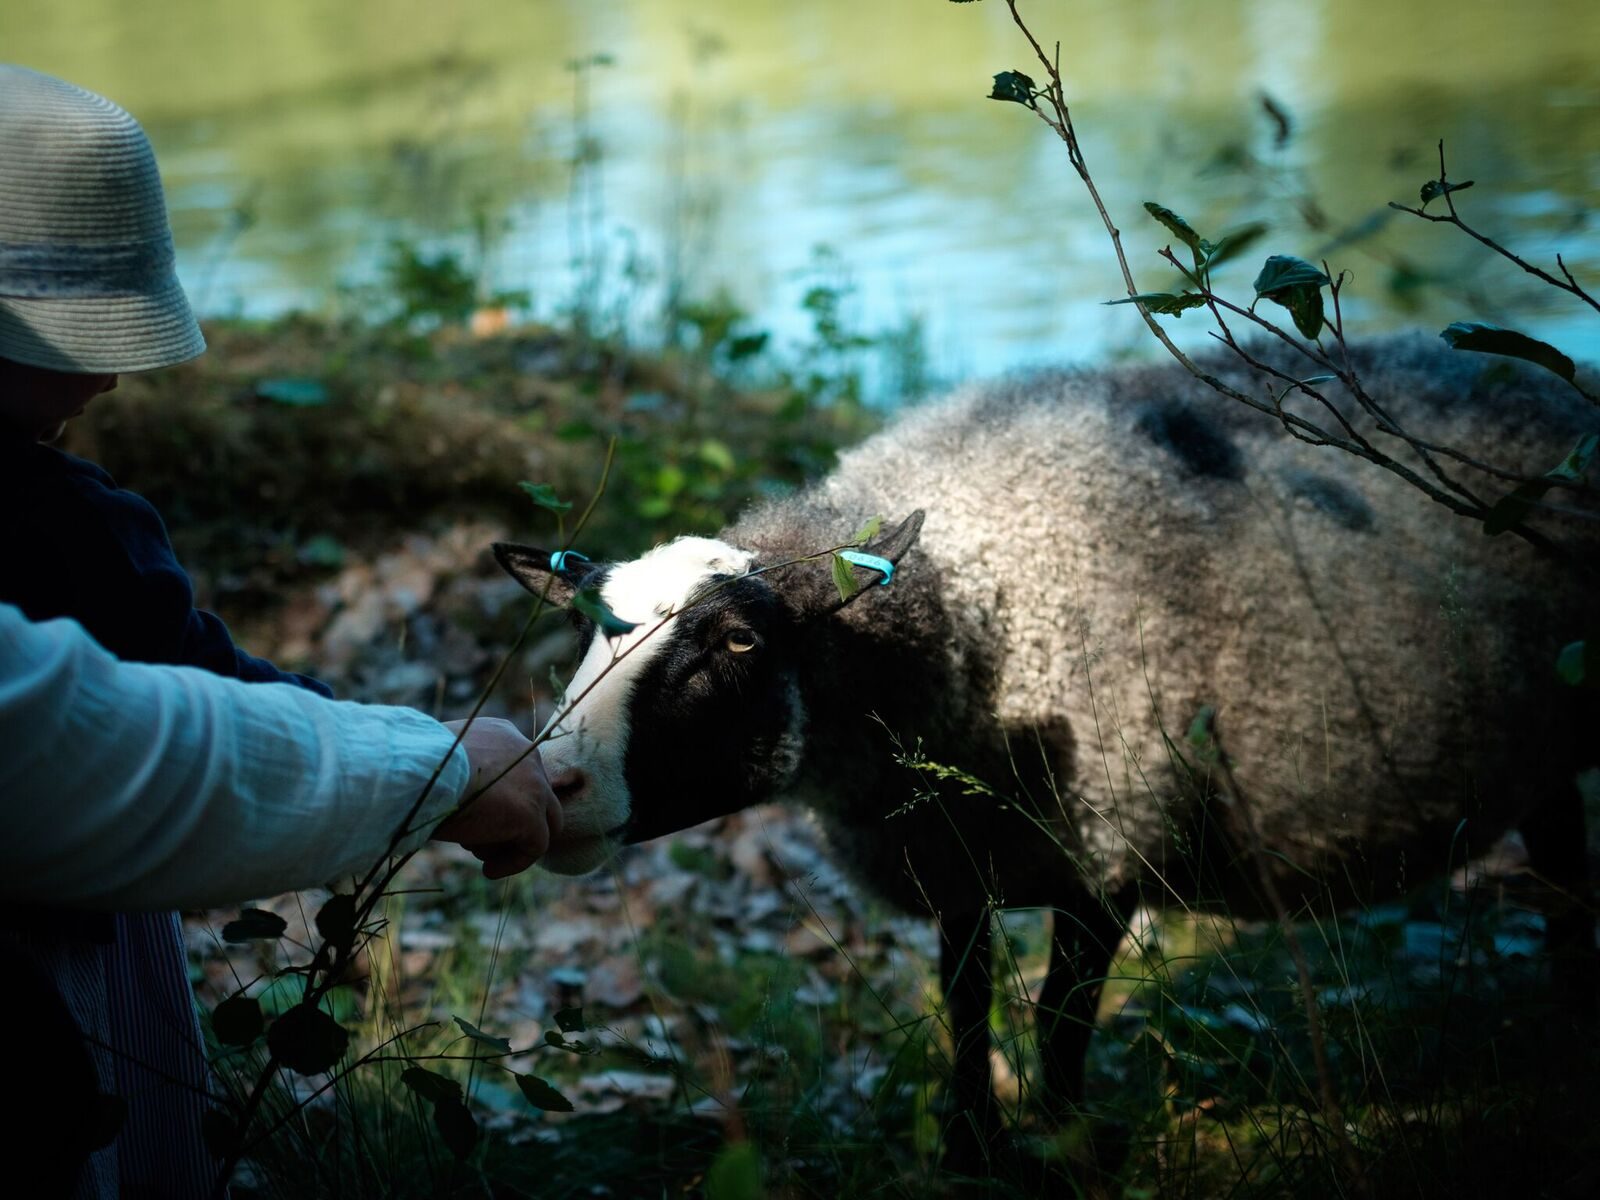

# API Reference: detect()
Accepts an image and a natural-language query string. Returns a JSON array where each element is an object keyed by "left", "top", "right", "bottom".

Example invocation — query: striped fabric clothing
[
  {"left": 105, "top": 912, "right": 219, "bottom": 1199},
  {"left": 4, "top": 911, "right": 216, "bottom": 1197}
]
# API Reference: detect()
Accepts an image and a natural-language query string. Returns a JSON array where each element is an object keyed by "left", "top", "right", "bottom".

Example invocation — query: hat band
[{"left": 0, "top": 237, "right": 177, "bottom": 300}]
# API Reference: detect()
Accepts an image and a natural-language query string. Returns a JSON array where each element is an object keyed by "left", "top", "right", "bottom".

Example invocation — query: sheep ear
[
  {"left": 863, "top": 509, "right": 924, "bottom": 566},
  {"left": 792, "top": 509, "right": 925, "bottom": 619},
  {"left": 491, "top": 543, "right": 601, "bottom": 608}
]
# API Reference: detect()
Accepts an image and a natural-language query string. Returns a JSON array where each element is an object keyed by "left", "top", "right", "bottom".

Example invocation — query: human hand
[{"left": 432, "top": 718, "right": 563, "bottom": 879}]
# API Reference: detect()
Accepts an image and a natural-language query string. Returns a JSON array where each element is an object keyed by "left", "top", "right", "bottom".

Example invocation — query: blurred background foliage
[{"left": 4, "top": 0, "right": 1598, "bottom": 375}]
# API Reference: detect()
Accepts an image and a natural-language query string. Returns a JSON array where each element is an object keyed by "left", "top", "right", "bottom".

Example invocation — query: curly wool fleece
[{"left": 725, "top": 335, "right": 1595, "bottom": 916}]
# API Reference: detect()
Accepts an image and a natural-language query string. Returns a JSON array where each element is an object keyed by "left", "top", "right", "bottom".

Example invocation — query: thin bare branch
[
  {"left": 998, "top": 3, "right": 1590, "bottom": 573},
  {"left": 1389, "top": 141, "right": 1600, "bottom": 317}
]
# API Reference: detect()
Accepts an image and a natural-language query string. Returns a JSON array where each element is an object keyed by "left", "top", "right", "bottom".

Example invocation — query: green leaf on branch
[
  {"left": 401, "top": 1068, "right": 479, "bottom": 1160},
  {"left": 1549, "top": 432, "right": 1599, "bottom": 483},
  {"left": 988, "top": 70, "right": 1036, "bottom": 106},
  {"left": 850, "top": 515, "right": 883, "bottom": 545},
  {"left": 211, "top": 995, "right": 264, "bottom": 1047},
  {"left": 314, "top": 894, "right": 357, "bottom": 952},
  {"left": 453, "top": 1017, "right": 512, "bottom": 1055},
  {"left": 1252, "top": 256, "right": 1332, "bottom": 297},
  {"left": 221, "top": 908, "right": 287, "bottom": 943},
  {"left": 1273, "top": 376, "right": 1339, "bottom": 404},
  {"left": 401, "top": 1066, "right": 462, "bottom": 1106},
  {"left": 1285, "top": 288, "right": 1327, "bottom": 340},
  {"left": 554, "top": 1006, "right": 587, "bottom": 1033},
  {"left": 1199, "top": 222, "right": 1269, "bottom": 273},
  {"left": 1420, "top": 178, "right": 1474, "bottom": 206},
  {"left": 1439, "top": 322, "right": 1576, "bottom": 384},
  {"left": 518, "top": 482, "right": 573, "bottom": 514},
  {"left": 1252, "top": 256, "right": 1333, "bottom": 339},
  {"left": 1481, "top": 433, "right": 1596, "bottom": 536},
  {"left": 831, "top": 553, "right": 861, "bottom": 603},
  {"left": 571, "top": 587, "right": 639, "bottom": 636},
  {"left": 515, "top": 1073, "right": 576, "bottom": 1113},
  {"left": 267, "top": 1005, "right": 350, "bottom": 1075},
  {"left": 1105, "top": 292, "right": 1208, "bottom": 317},
  {"left": 1143, "top": 203, "right": 1204, "bottom": 255}
]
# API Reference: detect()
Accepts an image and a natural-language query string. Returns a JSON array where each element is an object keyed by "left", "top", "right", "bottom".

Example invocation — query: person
[
  {"left": 1, "top": 603, "right": 562, "bottom": 1197},
  {"left": 0, "top": 65, "right": 560, "bottom": 1196},
  {"left": 0, "top": 63, "right": 324, "bottom": 684}
]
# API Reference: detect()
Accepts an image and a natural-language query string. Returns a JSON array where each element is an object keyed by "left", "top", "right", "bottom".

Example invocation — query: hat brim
[{"left": 0, "top": 274, "right": 206, "bottom": 374}]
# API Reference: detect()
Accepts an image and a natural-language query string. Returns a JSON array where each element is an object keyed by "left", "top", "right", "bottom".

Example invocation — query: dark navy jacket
[{"left": 0, "top": 429, "right": 331, "bottom": 695}]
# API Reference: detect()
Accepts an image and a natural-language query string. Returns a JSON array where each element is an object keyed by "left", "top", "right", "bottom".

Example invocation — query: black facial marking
[
  {"left": 617, "top": 575, "right": 801, "bottom": 843},
  {"left": 567, "top": 565, "right": 613, "bottom": 660},
  {"left": 1135, "top": 402, "right": 1245, "bottom": 481},
  {"left": 1283, "top": 469, "right": 1375, "bottom": 531}
]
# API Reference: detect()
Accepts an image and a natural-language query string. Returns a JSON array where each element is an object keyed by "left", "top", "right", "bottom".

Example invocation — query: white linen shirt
[
  {"left": 0, "top": 603, "right": 473, "bottom": 1198},
  {"left": 0, "top": 602, "right": 468, "bottom": 909}
]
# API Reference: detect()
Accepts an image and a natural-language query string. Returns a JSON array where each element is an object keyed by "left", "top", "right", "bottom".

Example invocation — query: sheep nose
[{"left": 549, "top": 768, "right": 588, "bottom": 806}]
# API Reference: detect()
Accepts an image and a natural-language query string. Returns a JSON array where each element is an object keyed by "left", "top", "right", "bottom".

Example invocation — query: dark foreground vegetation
[{"left": 59, "top": 308, "right": 1599, "bottom": 1199}]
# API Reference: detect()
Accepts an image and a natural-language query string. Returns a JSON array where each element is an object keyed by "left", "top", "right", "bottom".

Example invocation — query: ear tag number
[{"left": 837, "top": 550, "right": 896, "bottom": 587}]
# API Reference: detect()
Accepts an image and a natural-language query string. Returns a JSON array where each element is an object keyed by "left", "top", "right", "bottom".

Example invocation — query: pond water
[{"left": 6, "top": 0, "right": 1599, "bottom": 390}]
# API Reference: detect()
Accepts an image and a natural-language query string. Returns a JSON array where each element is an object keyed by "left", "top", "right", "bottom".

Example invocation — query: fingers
[
  {"left": 431, "top": 716, "right": 565, "bottom": 880},
  {"left": 478, "top": 843, "right": 540, "bottom": 881}
]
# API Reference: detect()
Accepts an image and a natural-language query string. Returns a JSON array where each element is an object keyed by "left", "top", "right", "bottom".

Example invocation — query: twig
[
  {"left": 237, "top": 1022, "right": 439, "bottom": 1157},
  {"left": 211, "top": 444, "right": 625, "bottom": 1191},
  {"left": 1390, "top": 141, "right": 1600, "bottom": 318},
  {"left": 996, "top": 1, "right": 1592, "bottom": 576}
]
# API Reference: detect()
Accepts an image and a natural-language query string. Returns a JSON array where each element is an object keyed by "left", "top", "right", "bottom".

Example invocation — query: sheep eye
[{"left": 724, "top": 629, "right": 758, "bottom": 654}]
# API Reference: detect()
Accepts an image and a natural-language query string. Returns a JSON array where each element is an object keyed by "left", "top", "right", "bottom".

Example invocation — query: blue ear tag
[
  {"left": 838, "top": 550, "right": 895, "bottom": 586},
  {"left": 549, "top": 550, "right": 590, "bottom": 573}
]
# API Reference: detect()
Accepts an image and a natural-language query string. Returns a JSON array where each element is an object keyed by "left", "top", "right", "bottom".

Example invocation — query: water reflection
[{"left": 4, "top": 0, "right": 1597, "bottom": 385}]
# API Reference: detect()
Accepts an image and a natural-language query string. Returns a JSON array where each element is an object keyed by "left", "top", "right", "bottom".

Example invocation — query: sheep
[{"left": 493, "top": 335, "right": 1598, "bottom": 1163}]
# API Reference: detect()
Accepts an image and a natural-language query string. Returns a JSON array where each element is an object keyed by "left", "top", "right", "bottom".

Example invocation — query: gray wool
[{"left": 727, "top": 335, "right": 1597, "bottom": 917}]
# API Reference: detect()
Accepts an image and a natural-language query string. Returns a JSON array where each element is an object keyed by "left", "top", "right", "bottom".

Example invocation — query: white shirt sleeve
[{"left": 0, "top": 604, "right": 470, "bottom": 911}]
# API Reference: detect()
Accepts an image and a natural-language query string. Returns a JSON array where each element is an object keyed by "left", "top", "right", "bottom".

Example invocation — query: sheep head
[{"left": 492, "top": 512, "right": 923, "bottom": 874}]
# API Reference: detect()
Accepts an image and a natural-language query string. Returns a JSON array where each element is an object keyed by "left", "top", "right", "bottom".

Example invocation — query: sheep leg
[
  {"left": 938, "top": 906, "right": 1001, "bottom": 1170},
  {"left": 1519, "top": 786, "right": 1599, "bottom": 1020},
  {"left": 1037, "top": 892, "right": 1128, "bottom": 1113}
]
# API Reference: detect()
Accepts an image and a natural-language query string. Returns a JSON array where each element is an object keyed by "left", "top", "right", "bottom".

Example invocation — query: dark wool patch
[
  {"left": 1283, "top": 468, "right": 1376, "bottom": 531},
  {"left": 618, "top": 575, "right": 799, "bottom": 843},
  {"left": 1134, "top": 402, "right": 1245, "bottom": 481}
]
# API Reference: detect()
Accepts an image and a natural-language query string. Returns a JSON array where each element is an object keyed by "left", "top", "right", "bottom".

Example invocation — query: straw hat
[{"left": 0, "top": 65, "right": 205, "bottom": 374}]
